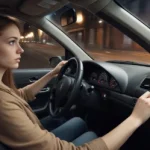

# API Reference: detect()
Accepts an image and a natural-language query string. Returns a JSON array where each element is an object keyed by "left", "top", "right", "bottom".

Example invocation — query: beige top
[{"left": 0, "top": 83, "right": 108, "bottom": 150}]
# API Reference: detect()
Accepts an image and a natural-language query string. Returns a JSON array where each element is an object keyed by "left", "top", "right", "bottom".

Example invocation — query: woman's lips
[{"left": 15, "top": 58, "right": 21, "bottom": 62}]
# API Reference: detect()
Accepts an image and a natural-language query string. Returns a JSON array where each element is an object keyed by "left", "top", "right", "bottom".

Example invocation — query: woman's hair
[
  {"left": 0, "top": 16, "right": 21, "bottom": 94},
  {"left": 0, "top": 16, "right": 21, "bottom": 35},
  {"left": 2, "top": 69, "right": 19, "bottom": 94}
]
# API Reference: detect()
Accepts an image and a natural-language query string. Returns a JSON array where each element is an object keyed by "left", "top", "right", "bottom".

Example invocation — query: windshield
[{"left": 48, "top": 3, "right": 150, "bottom": 64}]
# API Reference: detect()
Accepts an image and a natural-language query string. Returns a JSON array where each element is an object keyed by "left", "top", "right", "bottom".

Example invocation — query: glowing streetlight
[
  {"left": 25, "top": 32, "right": 34, "bottom": 38},
  {"left": 20, "top": 36, "right": 24, "bottom": 39},
  {"left": 77, "top": 12, "right": 84, "bottom": 23},
  {"left": 38, "top": 29, "right": 43, "bottom": 37},
  {"left": 99, "top": 20, "right": 103, "bottom": 24}
]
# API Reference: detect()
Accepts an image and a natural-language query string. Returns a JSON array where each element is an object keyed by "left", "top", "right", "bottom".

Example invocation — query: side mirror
[
  {"left": 49, "top": 56, "right": 65, "bottom": 68},
  {"left": 60, "top": 8, "right": 76, "bottom": 27}
]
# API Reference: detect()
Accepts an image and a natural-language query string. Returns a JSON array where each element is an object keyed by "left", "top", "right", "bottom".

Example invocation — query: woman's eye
[{"left": 9, "top": 40, "right": 15, "bottom": 45}]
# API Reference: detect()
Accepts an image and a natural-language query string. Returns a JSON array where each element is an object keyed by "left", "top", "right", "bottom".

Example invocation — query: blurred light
[
  {"left": 25, "top": 32, "right": 34, "bottom": 38},
  {"left": 77, "top": 12, "right": 84, "bottom": 23},
  {"left": 20, "top": 36, "right": 24, "bottom": 39},
  {"left": 43, "top": 39, "right": 46, "bottom": 43},
  {"left": 38, "top": 29, "right": 43, "bottom": 37},
  {"left": 99, "top": 20, "right": 103, "bottom": 24}
]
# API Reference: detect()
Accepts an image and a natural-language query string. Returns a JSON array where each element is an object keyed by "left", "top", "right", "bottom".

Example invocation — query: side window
[{"left": 19, "top": 25, "right": 65, "bottom": 69}]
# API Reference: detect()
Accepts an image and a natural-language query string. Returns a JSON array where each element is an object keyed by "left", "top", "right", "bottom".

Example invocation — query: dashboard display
[
  {"left": 88, "top": 70, "right": 119, "bottom": 91},
  {"left": 90, "top": 72, "right": 98, "bottom": 81},
  {"left": 98, "top": 72, "right": 108, "bottom": 86},
  {"left": 109, "top": 77, "right": 118, "bottom": 89},
  {"left": 83, "top": 62, "right": 122, "bottom": 92}
]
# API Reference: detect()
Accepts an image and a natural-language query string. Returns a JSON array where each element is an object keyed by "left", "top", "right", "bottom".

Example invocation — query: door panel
[{"left": 13, "top": 69, "right": 55, "bottom": 118}]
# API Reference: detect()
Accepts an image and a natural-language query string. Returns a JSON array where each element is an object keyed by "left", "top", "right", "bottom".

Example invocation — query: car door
[
  {"left": 13, "top": 24, "right": 67, "bottom": 119},
  {"left": 13, "top": 69, "right": 55, "bottom": 118}
]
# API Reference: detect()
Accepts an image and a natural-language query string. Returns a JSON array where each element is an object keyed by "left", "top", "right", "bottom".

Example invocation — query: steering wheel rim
[{"left": 49, "top": 57, "right": 83, "bottom": 118}]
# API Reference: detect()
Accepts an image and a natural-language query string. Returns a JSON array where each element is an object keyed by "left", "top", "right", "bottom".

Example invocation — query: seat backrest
[{"left": 0, "top": 143, "right": 10, "bottom": 150}]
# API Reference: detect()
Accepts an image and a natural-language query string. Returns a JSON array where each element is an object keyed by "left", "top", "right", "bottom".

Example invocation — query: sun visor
[{"left": 19, "top": 0, "right": 65, "bottom": 16}]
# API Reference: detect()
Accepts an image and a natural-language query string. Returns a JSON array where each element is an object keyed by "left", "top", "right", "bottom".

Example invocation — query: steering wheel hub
[{"left": 55, "top": 76, "right": 73, "bottom": 107}]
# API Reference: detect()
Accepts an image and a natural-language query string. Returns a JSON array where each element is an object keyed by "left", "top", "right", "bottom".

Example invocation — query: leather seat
[{"left": 0, "top": 143, "right": 10, "bottom": 150}]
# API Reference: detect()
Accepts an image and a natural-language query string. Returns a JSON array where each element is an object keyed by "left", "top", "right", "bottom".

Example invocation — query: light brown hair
[{"left": 0, "top": 16, "right": 21, "bottom": 94}]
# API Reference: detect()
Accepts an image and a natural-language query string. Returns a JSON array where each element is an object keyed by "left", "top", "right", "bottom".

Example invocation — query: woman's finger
[{"left": 140, "top": 91, "right": 150, "bottom": 99}]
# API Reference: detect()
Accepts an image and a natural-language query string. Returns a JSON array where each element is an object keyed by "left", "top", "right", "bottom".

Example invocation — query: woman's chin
[{"left": 11, "top": 64, "right": 19, "bottom": 69}]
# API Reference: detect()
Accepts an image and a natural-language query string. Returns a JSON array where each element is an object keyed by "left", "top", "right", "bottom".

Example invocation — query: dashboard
[
  {"left": 80, "top": 60, "right": 150, "bottom": 110},
  {"left": 65, "top": 60, "right": 150, "bottom": 109},
  {"left": 79, "top": 61, "right": 150, "bottom": 150}
]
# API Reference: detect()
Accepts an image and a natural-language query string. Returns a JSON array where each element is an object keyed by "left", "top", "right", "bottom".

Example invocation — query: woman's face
[{"left": 0, "top": 24, "right": 24, "bottom": 69}]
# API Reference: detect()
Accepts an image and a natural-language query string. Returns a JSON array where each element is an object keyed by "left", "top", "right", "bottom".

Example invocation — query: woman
[{"left": 0, "top": 16, "right": 150, "bottom": 150}]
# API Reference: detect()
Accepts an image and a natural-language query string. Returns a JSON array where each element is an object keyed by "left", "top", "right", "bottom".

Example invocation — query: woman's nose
[{"left": 17, "top": 44, "right": 24, "bottom": 54}]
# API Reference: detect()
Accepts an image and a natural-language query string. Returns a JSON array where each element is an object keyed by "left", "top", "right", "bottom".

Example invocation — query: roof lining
[{"left": 19, "top": 0, "right": 69, "bottom": 16}]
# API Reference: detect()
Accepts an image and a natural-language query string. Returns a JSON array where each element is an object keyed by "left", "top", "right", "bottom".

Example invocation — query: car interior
[{"left": 0, "top": 0, "right": 150, "bottom": 149}]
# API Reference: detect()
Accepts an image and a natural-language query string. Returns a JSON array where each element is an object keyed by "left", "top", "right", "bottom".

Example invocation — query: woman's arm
[
  {"left": 24, "top": 61, "right": 67, "bottom": 98},
  {"left": 102, "top": 91, "right": 150, "bottom": 150},
  {"left": 0, "top": 91, "right": 107, "bottom": 150},
  {"left": 101, "top": 115, "right": 140, "bottom": 150}
]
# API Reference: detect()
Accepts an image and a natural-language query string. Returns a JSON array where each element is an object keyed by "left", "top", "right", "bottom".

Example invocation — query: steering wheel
[{"left": 49, "top": 57, "right": 83, "bottom": 118}]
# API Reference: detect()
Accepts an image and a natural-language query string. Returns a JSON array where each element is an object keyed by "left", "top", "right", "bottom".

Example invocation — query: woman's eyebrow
[
  {"left": 7, "top": 37, "right": 18, "bottom": 40},
  {"left": 5, "top": 37, "right": 20, "bottom": 40}
]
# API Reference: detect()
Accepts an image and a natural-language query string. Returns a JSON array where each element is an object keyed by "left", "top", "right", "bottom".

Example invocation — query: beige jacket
[{"left": 0, "top": 83, "right": 108, "bottom": 150}]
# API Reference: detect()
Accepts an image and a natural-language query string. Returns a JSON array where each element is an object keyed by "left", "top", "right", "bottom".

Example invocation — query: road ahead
[{"left": 19, "top": 43, "right": 150, "bottom": 68}]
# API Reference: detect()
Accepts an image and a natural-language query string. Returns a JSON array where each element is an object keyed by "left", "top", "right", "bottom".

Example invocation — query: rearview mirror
[
  {"left": 60, "top": 8, "right": 76, "bottom": 27},
  {"left": 48, "top": 5, "right": 76, "bottom": 27}
]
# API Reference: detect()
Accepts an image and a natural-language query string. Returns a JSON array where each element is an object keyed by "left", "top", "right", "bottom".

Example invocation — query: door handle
[
  {"left": 39, "top": 87, "right": 50, "bottom": 93},
  {"left": 29, "top": 77, "right": 38, "bottom": 83}
]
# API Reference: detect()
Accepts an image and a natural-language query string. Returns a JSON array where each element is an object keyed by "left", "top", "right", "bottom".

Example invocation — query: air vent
[{"left": 140, "top": 78, "right": 150, "bottom": 90}]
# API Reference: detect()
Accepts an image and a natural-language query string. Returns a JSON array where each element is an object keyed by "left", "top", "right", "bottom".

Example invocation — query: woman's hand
[
  {"left": 130, "top": 91, "right": 150, "bottom": 127},
  {"left": 51, "top": 61, "right": 68, "bottom": 76}
]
